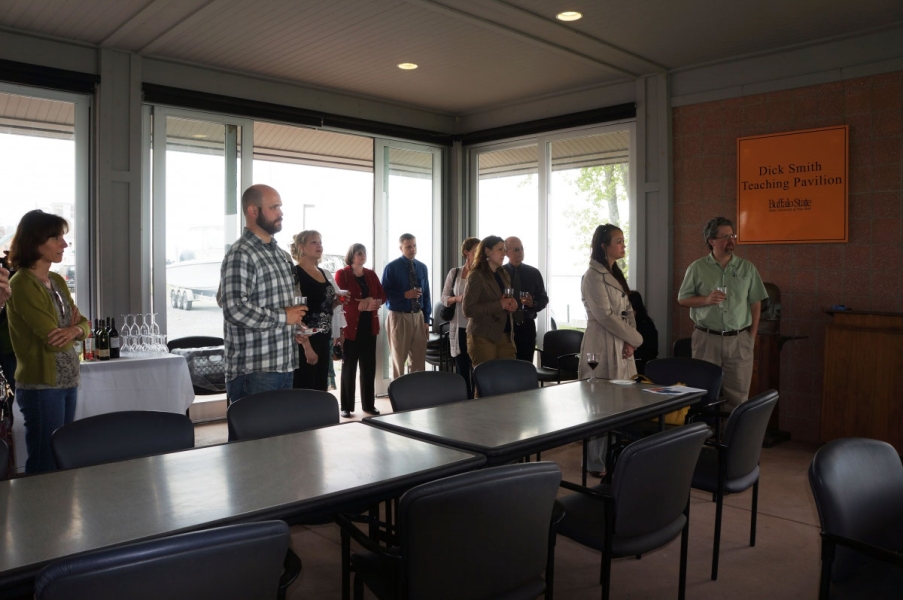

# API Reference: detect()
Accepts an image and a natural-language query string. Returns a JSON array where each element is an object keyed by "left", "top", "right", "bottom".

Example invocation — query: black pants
[
  {"left": 294, "top": 332, "right": 331, "bottom": 391},
  {"left": 512, "top": 318, "right": 537, "bottom": 363},
  {"left": 341, "top": 315, "right": 376, "bottom": 412},
  {"left": 453, "top": 327, "right": 474, "bottom": 399}
]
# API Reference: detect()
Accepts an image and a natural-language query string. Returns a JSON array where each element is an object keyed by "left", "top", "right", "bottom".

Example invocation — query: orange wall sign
[{"left": 737, "top": 126, "right": 848, "bottom": 244}]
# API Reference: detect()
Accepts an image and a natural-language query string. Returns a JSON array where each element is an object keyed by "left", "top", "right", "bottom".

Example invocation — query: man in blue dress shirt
[{"left": 381, "top": 234, "right": 431, "bottom": 378}]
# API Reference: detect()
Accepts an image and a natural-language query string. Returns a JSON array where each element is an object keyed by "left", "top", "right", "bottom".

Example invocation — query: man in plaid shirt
[{"left": 221, "top": 184, "right": 307, "bottom": 404}]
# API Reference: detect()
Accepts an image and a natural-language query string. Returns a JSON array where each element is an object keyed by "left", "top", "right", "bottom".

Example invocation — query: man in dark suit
[{"left": 503, "top": 237, "right": 549, "bottom": 363}]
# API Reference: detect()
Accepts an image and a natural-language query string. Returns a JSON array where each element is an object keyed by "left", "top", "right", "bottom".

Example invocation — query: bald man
[
  {"left": 220, "top": 184, "right": 307, "bottom": 404},
  {"left": 503, "top": 237, "right": 549, "bottom": 362}
]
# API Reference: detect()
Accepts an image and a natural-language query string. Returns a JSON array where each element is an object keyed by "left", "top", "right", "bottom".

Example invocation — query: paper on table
[{"left": 642, "top": 385, "right": 707, "bottom": 395}]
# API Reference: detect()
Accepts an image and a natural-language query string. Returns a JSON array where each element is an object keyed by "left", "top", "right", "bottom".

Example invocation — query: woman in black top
[{"left": 290, "top": 230, "right": 339, "bottom": 391}]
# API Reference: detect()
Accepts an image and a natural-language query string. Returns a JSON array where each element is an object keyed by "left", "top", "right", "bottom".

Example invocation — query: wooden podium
[{"left": 821, "top": 310, "right": 903, "bottom": 452}]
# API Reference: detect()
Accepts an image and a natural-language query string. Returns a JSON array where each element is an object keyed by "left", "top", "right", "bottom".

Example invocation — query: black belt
[
  {"left": 391, "top": 309, "right": 421, "bottom": 314},
  {"left": 695, "top": 325, "right": 751, "bottom": 336}
]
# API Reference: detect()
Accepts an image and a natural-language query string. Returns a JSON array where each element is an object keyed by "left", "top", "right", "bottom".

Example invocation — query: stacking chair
[
  {"left": 51, "top": 410, "right": 194, "bottom": 470},
  {"left": 167, "top": 335, "right": 226, "bottom": 397},
  {"left": 809, "top": 437, "right": 903, "bottom": 599},
  {"left": 34, "top": 521, "right": 295, "bottom": 600},
  {"left": 535, "top": 329, "right": 583, "bottom": 386},
  {"left": 425, "top": 302, "right": 453, "bottom": 372},
  {"left": 0, "top": 438, "right": 8, "bottom": 480},
  {"left": 557, "top": 423, "right": 709, "bottom": 600},
  {"left": 337, "top": 462, "right": 563, "bottom": 600},
  {"left": 472, "top": 358, "right": 538, "bottom": 397},
  {"left": 387, "top": 371, "right": 467, "bottom": 412},
  {"left": 690, "top": 389, "right": 778, "bottom": 580},
  {"left": 227, "top": 388, "right": 339, "bottom": 442}
]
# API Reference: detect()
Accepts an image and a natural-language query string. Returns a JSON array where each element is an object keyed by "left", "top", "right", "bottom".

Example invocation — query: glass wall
[
  {"left": 469, "top": 123, "right": 634, "bottom": 336},
  {"left": 0, "top": 85, "right": 90, "bottom": 307}
]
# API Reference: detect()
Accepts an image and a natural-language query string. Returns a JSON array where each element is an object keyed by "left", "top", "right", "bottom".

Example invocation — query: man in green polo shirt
[{"left": 677, "top": 217, "right": 768, "bottom": 411}]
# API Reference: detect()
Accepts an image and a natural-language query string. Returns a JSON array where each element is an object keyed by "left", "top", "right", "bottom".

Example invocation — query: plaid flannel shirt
[{"left": 221, "top": 229, "right": 298, "bottom": 380}]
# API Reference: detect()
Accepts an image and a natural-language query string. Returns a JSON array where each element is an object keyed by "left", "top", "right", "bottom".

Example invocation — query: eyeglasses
[{"left": 713, "top": 234, "right": 738, "bottom": 241}]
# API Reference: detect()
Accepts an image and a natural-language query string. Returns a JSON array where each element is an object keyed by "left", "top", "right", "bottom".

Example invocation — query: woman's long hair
[
  {"left": 8, "top": 210, "right": 68, "bottom": 270},
  {"left": 590, "top": 224, "right": 630, "bottom": 295},
  {"left": 471, "top": 235, "right": 504, "bottom": 273}
]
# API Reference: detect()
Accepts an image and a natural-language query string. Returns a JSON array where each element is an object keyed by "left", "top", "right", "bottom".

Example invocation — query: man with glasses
[{"left": 677, "top": 216, "right": 768, "bottom": 411}]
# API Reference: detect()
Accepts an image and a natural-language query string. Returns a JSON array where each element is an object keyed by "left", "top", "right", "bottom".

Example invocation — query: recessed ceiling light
[
  {"left": 397, "top": 63, "right": 418, "bottom": 70},
  {"left": 192, "top": 134, "right": 207, "bottom": 139},
  {"left": 556, "top": 11, "right": 582, "bottom": 22}
]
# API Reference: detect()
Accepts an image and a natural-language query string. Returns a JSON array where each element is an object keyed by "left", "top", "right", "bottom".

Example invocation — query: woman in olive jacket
[
  {"left": 7, "top": 210, "right": 90, "bottom": 474},
  {"left": 461, "top": 235, "right": 519, "bottom": 368}
]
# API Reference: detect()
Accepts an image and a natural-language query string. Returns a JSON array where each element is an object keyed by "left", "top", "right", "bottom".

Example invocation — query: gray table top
[
  {"left": 364, "top": 379, "right": 705, "bottom": 463},
  {"left": 0, "top": 422, "right": 484, "bottom": 582}
]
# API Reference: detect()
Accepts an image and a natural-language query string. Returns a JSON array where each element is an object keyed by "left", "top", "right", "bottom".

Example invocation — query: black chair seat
[
  {"left": 692, "top": 448, "right": 761, "bottom": 494},
  {"left": 388, "top": 371, "right": 467, "bottom": 412},
  {"left": 558, "top": 484, "right": 687, "bottom": 557},
  {"left": 809, "top": 437, "right": 903, "bottom": 600},
  {"left": 227, "top": 389, "right": 339, "bottom": 442},
  {"left": 535, "top": 366, "right": 559, "bottom": 382},
  {"left": 35, "top": 521, "right": 291, "bottom": 600},
  {"left": 472, "top": 359, "right": 538, "bottom": 397},
  {"left": 51, "top": 411, "right": 194, "bottom": 470}
]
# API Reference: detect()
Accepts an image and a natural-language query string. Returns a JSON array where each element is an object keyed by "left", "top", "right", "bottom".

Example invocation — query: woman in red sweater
[{"left": 334, "top": 244, "right": 387, "bottom": 417}]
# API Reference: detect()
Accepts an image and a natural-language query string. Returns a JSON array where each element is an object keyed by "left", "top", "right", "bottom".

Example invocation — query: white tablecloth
[{"left": 11, "top": 354, "right": 195, "bottom": 472}]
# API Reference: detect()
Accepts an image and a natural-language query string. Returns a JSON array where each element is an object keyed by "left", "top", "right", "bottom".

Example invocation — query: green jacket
[{"left": 8, "top": 269, "right": 89, "bottom": 386}]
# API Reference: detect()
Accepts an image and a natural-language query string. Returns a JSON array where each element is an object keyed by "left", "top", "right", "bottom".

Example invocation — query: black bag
[
  {"left": 0, "top": 361, "right": 15, "bottom": 477},
  {"left": 440, "top": 268, "right": 459, "bottom": 322}
]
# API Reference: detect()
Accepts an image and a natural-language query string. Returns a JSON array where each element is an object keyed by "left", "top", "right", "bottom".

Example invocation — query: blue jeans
[
  {"left": 16, "top": 387, "right": 77, "bottom": 474},
  {"left": 226, "top": 371, "right": 293, "bottom": 405}
]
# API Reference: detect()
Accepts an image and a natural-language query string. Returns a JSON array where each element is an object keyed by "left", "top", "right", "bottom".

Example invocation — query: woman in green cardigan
[{"left": 7, "top": 210, "right": 89, "bottom": 474}]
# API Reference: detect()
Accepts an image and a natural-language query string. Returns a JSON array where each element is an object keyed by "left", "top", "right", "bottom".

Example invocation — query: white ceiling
[{"left": 1, "top": 0, "right": 902, "bottom": 116}]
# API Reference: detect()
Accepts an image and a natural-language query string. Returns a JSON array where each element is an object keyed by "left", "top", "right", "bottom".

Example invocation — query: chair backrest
[
  {"left": 722, "top": 390, "right": 778, "bottom": 480},
  {"left": 0, "top": 438, "right": 8, "bottom": 480},
  {"left": 227, "top": 389, "right": 339, "bottom": 442},
  {"left": 167, "top": 336, "right": 225, "bottom": 351},
  {"left": 645, "top": 357, "right": 724, "bottom": 404},
  {"left": 51, "top": 411, "right": 194, "bottom": 470},
  {"left": 399, "top": 462, "right": 561, "bottom": 600},
  {"left": 472, "top": 359, "right": 538, "bottom": 397},
  {"left": 388, "top": 371, "right": 468, "bottom": 412},
  {"left": 611, "top": 422, "right": 709, "bottom": 540},
  {"left": 540, "top": 329, "right": 584, "bottom": 372},
  {"left": 809, "top": 437, "right": 903, "bottom": 582},
  {"left": 35, "top": 521, "right": 289, "bottom": 600},
  {"left": 672, "top": 337, "right": 692, "bottom": 358}
]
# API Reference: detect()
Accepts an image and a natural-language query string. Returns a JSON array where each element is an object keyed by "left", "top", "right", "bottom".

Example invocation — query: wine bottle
[
  {"left": 97, "top": 317, "right": 110, "bottom": 361},
  {"left": 83, "top": 320, "right": 95, "bottom": 361},
  {"left": 108, "top": 317, "right": 120, "bottom": 359}
]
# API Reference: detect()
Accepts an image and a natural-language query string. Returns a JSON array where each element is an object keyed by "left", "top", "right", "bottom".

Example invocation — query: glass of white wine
[{"left": 716, "top": 286, "right": 728, "bottom": 312}]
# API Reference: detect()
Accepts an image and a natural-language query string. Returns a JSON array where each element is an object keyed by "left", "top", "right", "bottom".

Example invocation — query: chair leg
[
  {"left": 278, "top": 548, "right": 302, "bottom": 600},
  {"left": 581, "top": 440, "right": 588, "bottom": 488},
  {"left": 341, "top": 528, "right": 351, "bottom": 600},
  {"left": 712, "top": 487, "right": 723, "bottom": 580},
  {"left": 750, "top": 479, "right": 759, "bottom": 547},
  {"left": 679, "top": 500, "right": 690, "bottom": 600},
  {"left": 353, "top": 572, "right": 365, "bottom": 600}
]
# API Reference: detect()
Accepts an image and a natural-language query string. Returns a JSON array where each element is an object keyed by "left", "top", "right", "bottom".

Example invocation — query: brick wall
[{"left": 671, "top": 71, "right": 903, "bottom": 443}]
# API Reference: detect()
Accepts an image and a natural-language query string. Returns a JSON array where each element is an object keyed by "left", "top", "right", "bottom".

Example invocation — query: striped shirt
[{"left": 221, "top": 228, "right": 298, "bottom": 380}]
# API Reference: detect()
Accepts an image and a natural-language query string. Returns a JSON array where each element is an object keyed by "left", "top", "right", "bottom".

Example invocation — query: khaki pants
[
  {"left": 386, "top": 311, "right": 428, "bottom": 379},
  {"left": 691, "top": 328, "right": 756, "bottom": 412},
  {"left": 467, "top": 333, "right": 516, "bottom": 369}
]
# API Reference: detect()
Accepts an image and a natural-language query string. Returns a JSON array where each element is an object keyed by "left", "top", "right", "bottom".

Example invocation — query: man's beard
[{"left": 257, "top": 212, "right": 282, "bottom": 235}]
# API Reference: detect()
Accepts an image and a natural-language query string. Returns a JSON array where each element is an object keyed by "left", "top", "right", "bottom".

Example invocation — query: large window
[
  {"left": 0, "top": 85, "right": 90, "bottom": 307},
  {"left": 470, "top": 123, "right": 634, "bottom": 336}
]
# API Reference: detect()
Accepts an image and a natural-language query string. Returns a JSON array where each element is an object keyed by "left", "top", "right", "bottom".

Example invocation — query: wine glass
[
  {"left": 519, "top": 291, "right": 529, "bottom": 310},
  {"left": 716, "top": 286, "right": 728, "bottom": 312},
  {"left": 293, "top": 296, "right": 309, "bottom": 335},
  {"left": 129, "top": 314, "right": 140, "bottom": 351},
  {"left": 120, "top": 315, "right": 132, "bottom": 355},
  {"left": 503, "top": 287, "right": 514, "bottom": 299},
  {"left": 138, "top": 313, "right": 151, "bottom": 353},
  {"left": 586, "top": 352, "right": 599, "bottom": 383}
]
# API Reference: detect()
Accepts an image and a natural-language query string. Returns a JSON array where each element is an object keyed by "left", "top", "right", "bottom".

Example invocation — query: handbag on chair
[{"left": 0, "top": 362, "right": 16, "bottom": 476}]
